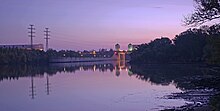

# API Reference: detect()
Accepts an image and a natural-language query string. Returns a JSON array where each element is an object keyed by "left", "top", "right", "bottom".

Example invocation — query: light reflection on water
[{"left": 0, "top": 61, "right": 186, "bottom": 111}]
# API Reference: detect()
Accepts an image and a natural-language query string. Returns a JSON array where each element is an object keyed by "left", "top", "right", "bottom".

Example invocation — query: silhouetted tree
[
  {"left": 130, "top": 25, "right": 220, "bottom": 64},
  {"left": 131, "top": 37, "right": 173, "bottom": 63},
  {"left": 173, "top": 28, "right": 208, "bottom": 62},
  {"left": 184, "top": 0, "right": 220, "bottom": 26},
  {"left": 201, "top": 24, "right": 220, "bottom": 64},
  {"left": 0, "top": 48, "right": 48, "bottom": 64}
]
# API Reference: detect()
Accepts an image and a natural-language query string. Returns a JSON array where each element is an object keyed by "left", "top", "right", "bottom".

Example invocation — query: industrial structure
[
  {"left": 0, "top": 44, "right": 44, "bottom": 50},
  {"left": 114, "top": 43, "right": 140, "bottom": 60}
]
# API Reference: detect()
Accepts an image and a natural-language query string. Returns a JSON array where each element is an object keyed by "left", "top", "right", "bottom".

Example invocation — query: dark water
[{"left": 1, "top": 61, "right": 218, "bottom": 111}]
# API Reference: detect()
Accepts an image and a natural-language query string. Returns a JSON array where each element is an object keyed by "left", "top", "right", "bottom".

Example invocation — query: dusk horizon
[{"left": 0, "top": 0, "right": 193, "bottom": 50}]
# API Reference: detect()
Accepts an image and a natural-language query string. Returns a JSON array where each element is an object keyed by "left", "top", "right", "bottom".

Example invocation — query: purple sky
[{"left": 0, "top": 0, "right": 194, "bottom": 50}]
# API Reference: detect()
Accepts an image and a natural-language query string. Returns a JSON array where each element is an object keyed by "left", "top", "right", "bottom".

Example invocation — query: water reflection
[
  {"left": 0, "top": 61, "right": 131, "bottom": 100},
  {"left": 130, "top": 64, "right": 220, "bottom": 90},
  {"left": 0, "top": 61, "right": 131, "bottom": 81},
  {"left": 0, "top": 61, "right": 200, "bottom": 111},
  {"left": 1, "top": 62, "right": 219, "bottom": 91}
]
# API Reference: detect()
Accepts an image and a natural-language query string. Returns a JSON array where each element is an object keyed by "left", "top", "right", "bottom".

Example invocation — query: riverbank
[
  {"left": 162, "top": 89, "right": 219, "bottom": 111},
  {"left": 129, "top": 63, "right": 220, "bottom": 111},
  {"left": 161, "top": 68, "right": 220, "bottom": 111}
]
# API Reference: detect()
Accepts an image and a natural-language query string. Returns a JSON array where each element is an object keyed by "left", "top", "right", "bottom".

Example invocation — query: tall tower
[
  {"left": 44, "top": 28, "right": 50, "bottom": 51},
  {"left": 28, "top": 24, "right": 35, "bottom": 49},
  {"left": 128, "top": 43, "right": 133, "bottom": 51},
  {"left": 115, "top": 43, "right": 120, "bottom": 51}
]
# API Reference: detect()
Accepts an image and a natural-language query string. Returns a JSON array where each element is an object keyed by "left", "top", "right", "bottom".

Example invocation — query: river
[{"left": 0, "top": 61, "right": 218, "bottom": 111}]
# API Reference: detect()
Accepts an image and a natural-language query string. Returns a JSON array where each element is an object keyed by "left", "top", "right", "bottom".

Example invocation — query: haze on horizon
[{"left": 0, "top": 0, "right": 194, "bottom": 50}]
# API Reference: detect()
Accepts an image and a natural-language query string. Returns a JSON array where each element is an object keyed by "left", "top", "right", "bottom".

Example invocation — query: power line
[
  {"left": 44, "top": 28, "right": 50, "bottom": 51},
  {"left": 53, "top": 32, "right": 116, "bottom": 43},
  {"left": 28, "top": 24, "right": 35, "bottom": 49},
  {"left": 52, "top": 34, "right": 116, "bottom": 45}
]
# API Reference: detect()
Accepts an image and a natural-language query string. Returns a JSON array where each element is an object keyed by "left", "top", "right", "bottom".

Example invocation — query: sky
[{"left": 0, "top": 0, "right": 194, "bottom": 50}]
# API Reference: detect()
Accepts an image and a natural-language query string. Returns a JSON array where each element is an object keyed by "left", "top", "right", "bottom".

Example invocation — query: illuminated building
[
  {"left": 128, "top": 43, "right": 133, "bottom": 51},
  {"left": 115, "top": 43, "right": 120, "bottom": 51}
]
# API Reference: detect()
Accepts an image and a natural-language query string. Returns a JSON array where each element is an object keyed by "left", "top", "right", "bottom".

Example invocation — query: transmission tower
[
  {"left": 44, "top": 28, "right": 50, "bottom": 51},
  {"left": 28, "top": 24, "right": 35, "bottom": 49}
]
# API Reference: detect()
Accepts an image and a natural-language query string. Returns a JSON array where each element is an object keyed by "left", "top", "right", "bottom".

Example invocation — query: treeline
[
  {"left": 46, "top": 49, "right": 114, "bottom": 58},
  {"left": 0, "top": 48, "right": 114, "bottom": 64},
  {"left": 0, "top": 48, "right": 48, "bottom": 64},
  {"left": 130, "top": 24, "right": 220, "bottom": 64}
]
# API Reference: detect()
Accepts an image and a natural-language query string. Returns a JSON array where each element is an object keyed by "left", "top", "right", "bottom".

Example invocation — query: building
[
  {"left": 128, "top": 43, "right": 133, "bottom": 51},
  {"left": 115, "top": 44, "right": 120, "bottom": 51},
  {"left": 128, "top": 44, "right": 140, "bottom": 51},
  {"left": 0, "top": 44, "right": 44, "bottom": 50}
]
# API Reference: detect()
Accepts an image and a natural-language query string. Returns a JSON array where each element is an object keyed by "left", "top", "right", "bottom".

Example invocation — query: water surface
[{"left": 0, "top": 62, "right": 187, "bottom": 111}]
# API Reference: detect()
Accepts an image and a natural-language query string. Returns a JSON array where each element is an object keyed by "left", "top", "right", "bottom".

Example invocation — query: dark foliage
[
  {"left": 131, "top": 37, "right": 174, "bottom": 63},
  {"left": 184, "top": 0, "right": 220, "bottom": 26},
  {"left": 0, "top": 48, "right": 114, "bottom": 64},
  {"left": 130, "top": 24, "right": 220, "bottom": 64},
  {"left": 0, "top": 48, "right": 48, "bottom": 64}
]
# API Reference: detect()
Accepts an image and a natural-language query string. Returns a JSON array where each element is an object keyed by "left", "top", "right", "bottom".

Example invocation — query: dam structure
[{"left": 49, "top": 44, "right": 138, "bottom": 63}]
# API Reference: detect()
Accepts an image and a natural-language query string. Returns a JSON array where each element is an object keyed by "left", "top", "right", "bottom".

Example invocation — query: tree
[
  {"left": 130, "top": 37, "right": 174, "bottom": 63},
  {"left": 184, "top": 0, "right": 220, "bottom": 26},
  {"left": 173, "top": 28, "right": 208, "bottom": 62}
]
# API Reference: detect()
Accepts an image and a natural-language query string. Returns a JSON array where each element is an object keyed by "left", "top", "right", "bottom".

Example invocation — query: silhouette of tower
[
  {"left": 44, "top": 28, "right": 50, "bottom": 51},
  {"left": 28, "top": 24, "right": 35, "bottom": 49},
  {"left": 29, "top": 76, "right": 36, "bottom": 99},
  {"left": 45, "top": 74, "right": 51, "bottom": 95}
]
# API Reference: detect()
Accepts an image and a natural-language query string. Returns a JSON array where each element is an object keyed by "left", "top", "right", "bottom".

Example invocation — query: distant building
[
  {"left": 115, "top": 44, "right": 120, "bottom": 51},
  {"left": 0, "top": 44, "right": 44, "bottom": 50},
  {"left": 127, "top": 44, "right": 140, "bottom": 51},
  {"left": 128, "top": 43, "right": 133, "bottom": 51}
]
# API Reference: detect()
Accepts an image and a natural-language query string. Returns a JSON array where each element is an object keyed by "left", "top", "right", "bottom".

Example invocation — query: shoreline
[{"left": 162, "top": 89, "right": 219, "bottom": 111}]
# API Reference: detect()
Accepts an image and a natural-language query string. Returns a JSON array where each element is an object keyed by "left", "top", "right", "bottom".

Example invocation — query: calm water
[{"left": 0, "top": 61, "right": 188, "bottom": 111}]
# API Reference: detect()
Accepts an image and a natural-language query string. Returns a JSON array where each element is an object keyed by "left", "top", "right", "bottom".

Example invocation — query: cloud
[{"left": 152, "top": 6, "right": 163, "bottom": 9}]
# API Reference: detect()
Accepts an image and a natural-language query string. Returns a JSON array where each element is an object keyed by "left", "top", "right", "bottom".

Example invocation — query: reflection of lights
[
  {"left": 79, "top": 66, "right": 83, "bottom": 71},
  {"left": 93, "top": 65, "right": 96, "bottom": 71},
  {"left": 63, "top": 54, "right": 66, "bottom": 57},
  {"left": 104, "top": 64, "right": 106, "bottom": 67},
  {"left": 125, "top": 68, "right": 128, "bottom": 71},
  {"left": 119, "top": 68, "right": 122, "bottom": 71},
  {"left": 104, "top": 55, "right": 106, "bottom": 57},
  {"left": 94, "top": 55, "right": 96, "bottom": 57},
  {"left": 63, "top": 67, "right": 66, "bottom": 72},
  {"left": 81, "top": 54, "right": 83, "bottom": 57}
]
